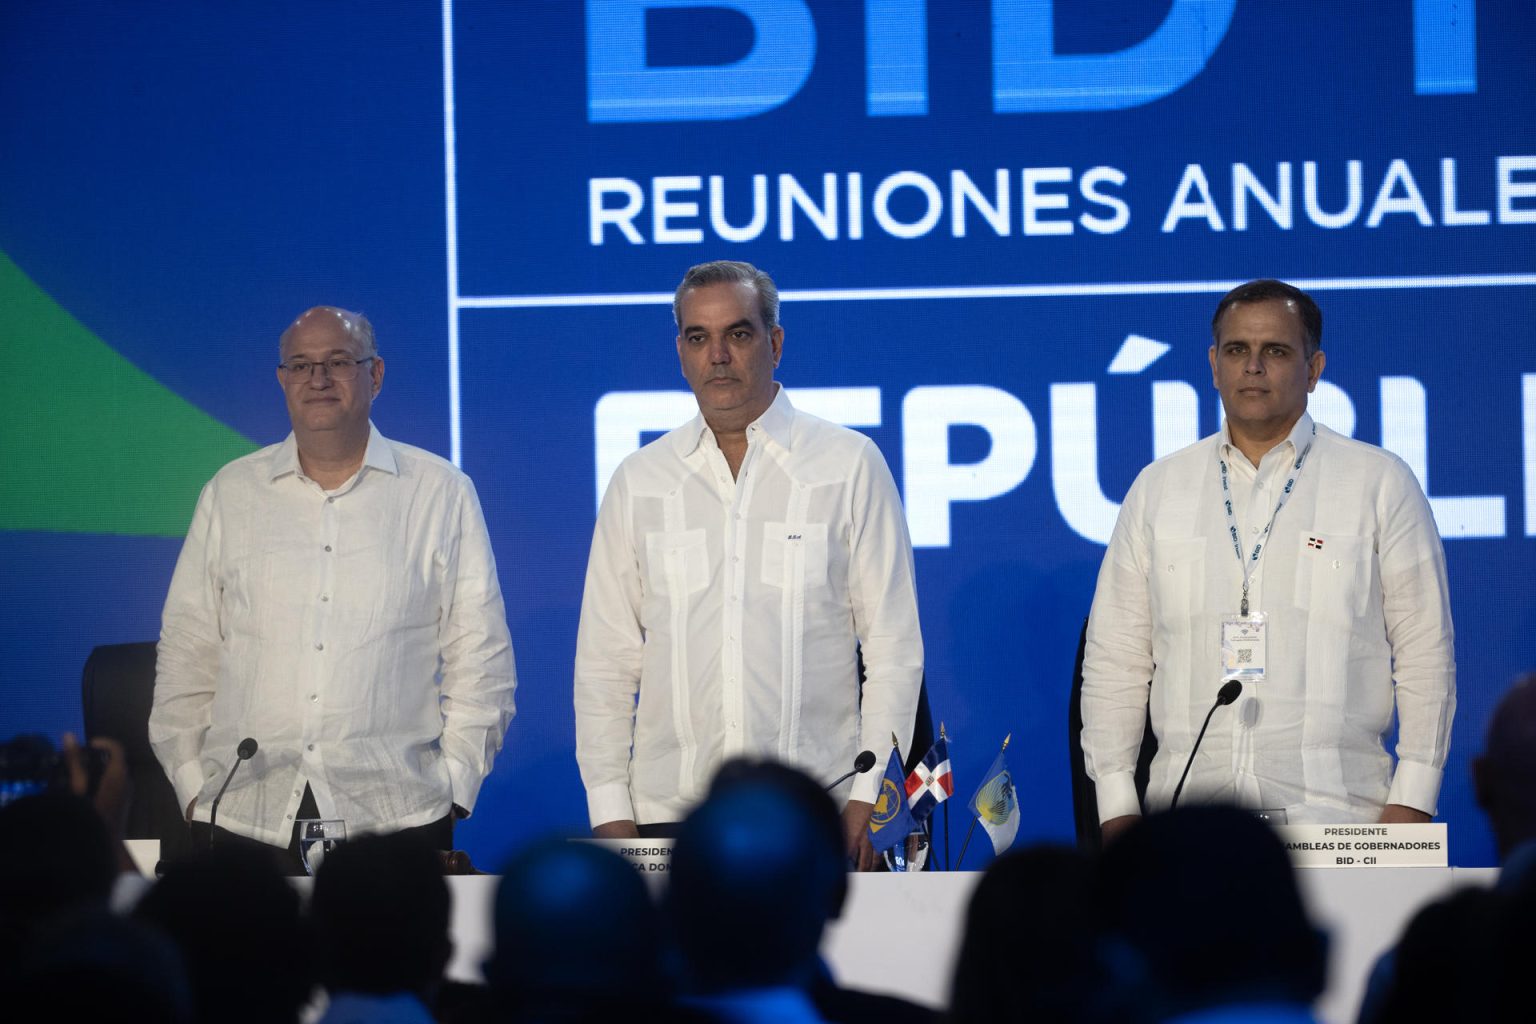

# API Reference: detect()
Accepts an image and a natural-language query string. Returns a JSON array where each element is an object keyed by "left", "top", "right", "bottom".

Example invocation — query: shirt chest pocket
[
  {"left": 760, "top": 522, "right": 829, "bottom": 591},
  {"left": 644, "top": 529, "right": 711, "bottom": 598},
  {"left": 1295, "top": 533, "right": 1372, "bottom": 622}
]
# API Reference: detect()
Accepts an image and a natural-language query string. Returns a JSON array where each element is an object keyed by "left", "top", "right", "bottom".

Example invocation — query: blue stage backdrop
[{"left": 2, "top": 2, "right": 1533, "bottom": 869}]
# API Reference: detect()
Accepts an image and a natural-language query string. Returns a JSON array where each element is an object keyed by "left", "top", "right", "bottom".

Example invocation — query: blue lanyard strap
[{"left": 1218, "top": 423, "right": 1316, "bottom": 616}]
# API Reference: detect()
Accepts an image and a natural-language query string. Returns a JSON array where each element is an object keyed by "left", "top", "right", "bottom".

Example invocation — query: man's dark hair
[
  {"left": 1211, "top": 279, "right": 1323, "bottom": 357},
  {"left": 668, "top": 758, "right": 847, "bottom": 993},
  {"left": 1474, "top": 672, "right": 1536, "bottom": 859},
  {"left": 0, "top": 792, "right": 117, "bottom": 962},
  {"left": 1097, "top": 805, "right": 1326, "bottom": 1015},
  {"left": 486, "top": 837, "right": 670, "bottom": 1016},
  {"left": 309, "top": 831, "right": 451, "bottom": 999},
  {"left": 134, "top": 844, "right": 312, "bottom": 1024},
  {"left": 673, "top": 260, "right": 780, "bottom": 331}
]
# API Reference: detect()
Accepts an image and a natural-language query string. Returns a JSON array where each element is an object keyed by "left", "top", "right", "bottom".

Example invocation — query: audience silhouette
[
  {"left": 1097, "top": 805, "right": 1328, "bottom": 1024},
  {"left": 309, "top": 830, "right": 454, "bottom": 1023},
  {"left": 133, "top": 844, "right": 312, "bottom": 1024}
]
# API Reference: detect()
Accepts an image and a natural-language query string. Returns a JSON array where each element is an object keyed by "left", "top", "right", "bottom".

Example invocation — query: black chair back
[{"left": 81, "top": 642, "right": 194, "bottom": 860}]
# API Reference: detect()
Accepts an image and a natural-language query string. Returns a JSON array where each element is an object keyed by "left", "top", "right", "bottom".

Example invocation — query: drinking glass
[{"left": 297, "top": 818, "right": 346, "bottom": 876}]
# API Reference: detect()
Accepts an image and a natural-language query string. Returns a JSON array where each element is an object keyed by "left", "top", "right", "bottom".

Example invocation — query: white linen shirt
[
  {"left": 151, "top": 424, "right": 516, "bottom": 846},
  {"left": 1082, "top": 413, "right": 1455, "bottom": 823},
  {"left": 574, "top": 386, "right": 924, "bottom": 827}
]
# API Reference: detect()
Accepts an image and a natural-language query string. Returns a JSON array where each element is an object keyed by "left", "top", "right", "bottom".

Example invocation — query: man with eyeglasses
[{"left": 150, "top": 306, "right": 516, "bottom": 870}]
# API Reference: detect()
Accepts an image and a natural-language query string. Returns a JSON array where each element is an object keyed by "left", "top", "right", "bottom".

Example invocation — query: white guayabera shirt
[
  {"left": 575, "top": 386, "right": 924, "bottom": 827},
  {"left": 1082, "top": 413, "right": 1456, "bottom": 823},
  {"left": 151, "top": 424, "right": 517, "bottom": 846}
]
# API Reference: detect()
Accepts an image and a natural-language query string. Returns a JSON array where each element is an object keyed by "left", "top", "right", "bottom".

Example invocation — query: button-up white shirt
[
  {"left": 1082, "top": 413, "right": 1455, "bottom": 823},
  {"left": 575, "top": 387, "right": 923, "bottom": 826},
  {"left": 151, "top": 424, "right": 516, "bottom": 846}
]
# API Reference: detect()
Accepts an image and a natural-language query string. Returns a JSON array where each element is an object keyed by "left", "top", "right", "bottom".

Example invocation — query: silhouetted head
[
  {"left": 486, "top": 837, "right": 669, "bottom": 1015},
  {"left": 310, "top": 831, "right": 451, "bottom": 999},
  {"left": 949, "top": 845, "right": 1101, "bottom": 1024},
  {"left": 134, "top": 844, "right": 312, "bottom": 1024},
  {"left": 668, "top": 758, "right": 847, "bottom": 993},
  {"left": 1097, "top": 805, "right": 1326, "bottom": 1015},
  {"left": 1473, "top": 673, "right": 1536, "bottom": 860},
  {"left": 0, "top": 791, "right": 117, "bottom": 962}
]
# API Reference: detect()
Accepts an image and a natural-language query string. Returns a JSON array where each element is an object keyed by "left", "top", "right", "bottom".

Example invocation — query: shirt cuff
[
  {"left": 174, "top": 760, "right": 210, "bottom": 813},
  {"left": 587, "top": 782, "right": 636, "bottom": 828},
  {"left": 849, "top": 769, "right": 880, "bottom": 805},
  {"left": 1094, "top": 771, "right": 1142, "bottom": 823},
  {"left": 1386, "top": 759, "right": 1444, "bottom": 816},
  {"left": 446, "top": 759, "right": 486, "bottom": 817}
]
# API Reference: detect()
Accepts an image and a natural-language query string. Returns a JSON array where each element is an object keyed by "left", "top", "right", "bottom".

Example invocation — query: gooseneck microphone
[
  {"left": 825, "top": 749, "right": 878, "bottom": 792},
  {"left": 1169, "top": 679, "right": 1243, "bottom": 811},
  {"left": 207, "top": 737, "right": 259, "bottom": 846}
]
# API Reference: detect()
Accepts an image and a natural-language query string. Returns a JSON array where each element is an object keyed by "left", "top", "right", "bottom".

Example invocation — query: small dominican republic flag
[{"left": 904, "top": 737, "right": 953, "bottom": 824}]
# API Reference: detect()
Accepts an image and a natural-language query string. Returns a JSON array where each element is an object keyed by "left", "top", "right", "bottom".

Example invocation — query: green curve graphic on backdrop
[{"left": 0, "top": 250, "right": 257, "bottom": 537}]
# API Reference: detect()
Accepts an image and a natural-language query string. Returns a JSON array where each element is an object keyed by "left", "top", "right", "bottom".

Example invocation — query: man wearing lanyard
[{"left": 1081, "top": 279, "right": 1455, "bottom": 843}]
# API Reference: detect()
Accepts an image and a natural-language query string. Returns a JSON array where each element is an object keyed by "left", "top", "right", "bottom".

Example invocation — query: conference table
[{"left": 437, "top": 865, "right": 1498, "bottom": 1024}]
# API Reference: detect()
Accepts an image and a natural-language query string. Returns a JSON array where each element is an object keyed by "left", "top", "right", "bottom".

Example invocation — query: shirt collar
[
  {"left": 1219, "top": 411, "right": 1315, "bottom": 466},
  {"left": 671, "top": 384, "right": 794, "bottom": 458},
  {"left": 268, "top": 422, "right": 397, "bottom": 483}
]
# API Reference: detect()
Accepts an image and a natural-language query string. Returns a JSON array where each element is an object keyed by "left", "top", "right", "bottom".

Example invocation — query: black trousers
[{"left": 189, "top": 786, "right": 454, "bottom": 875}]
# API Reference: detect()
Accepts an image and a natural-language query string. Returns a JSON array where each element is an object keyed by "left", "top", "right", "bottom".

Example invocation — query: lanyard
[{"left": 1218, "top": 423, "right": 1315, "bottom": 616}]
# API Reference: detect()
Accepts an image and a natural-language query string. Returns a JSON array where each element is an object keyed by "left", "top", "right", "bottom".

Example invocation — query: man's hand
[
  {"left": 842, "top": 800, "right": 876, "bottom": 872},
  {"left": 591, "top": 819, "right": 641, "bottom": 839},
  {"left": 1378, "top": 803, "right": 1431, "bottom": 824},
  {"left": 1100, "top": 814, "right": 1140, "bottom": 846}
]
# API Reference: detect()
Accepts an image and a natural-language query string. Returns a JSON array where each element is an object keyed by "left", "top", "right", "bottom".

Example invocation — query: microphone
[
  {"left": 1169, "top": 679, "right": 1243, "bottom": 811},
  {"left": 825, "top": 749, "right": 877, "bottom": 792},
  {"left": 207, "top": 737, "right": 258, "bottom": 846}
]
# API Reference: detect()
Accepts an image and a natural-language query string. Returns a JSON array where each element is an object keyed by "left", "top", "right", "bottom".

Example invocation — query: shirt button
[
  {"left": 326, "top": 497, "right": 335, "bottom": 503},
  {"left": 307, "top": 744, "right": 315, "bottom": 752},
  {"left": 285, "top": 813, "right": 293, "bottom": 820},
  {"left": 314, "top": 642, "right": 324, "bottom": 651},
  {"left": 324, "top": 545, "right": 332, "bottom": 552},
  {"left": 1167, "top": 565, "right": 1175, "bottom": 573},
  {"left": 310, "top": 694, "right": 318, "bottom": 703},
  {"left": 293, "top": 789, "right": 301, "bottom": 797},
  {"left": 321, "top": 595, "right": 329, "bottom": 602},
  {"left": 1250, "top": 526, "right": 1260, "bottom": 534}
]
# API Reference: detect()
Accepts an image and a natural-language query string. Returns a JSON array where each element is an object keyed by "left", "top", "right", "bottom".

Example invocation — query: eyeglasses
[{"left": 277, "top": 356, "right": 375, "bottom": 382}]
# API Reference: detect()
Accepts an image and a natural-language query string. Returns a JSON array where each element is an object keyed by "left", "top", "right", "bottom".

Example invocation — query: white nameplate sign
[
  {"left": 1274, "top": 823, "right": 1447, "bottom": 868},
  {"left": 583, "top": 837, "right": 674, "bottom": 877}
]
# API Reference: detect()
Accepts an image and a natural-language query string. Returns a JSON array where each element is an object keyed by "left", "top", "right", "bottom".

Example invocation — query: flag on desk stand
[
  {"left": 958, "top": 735, "right": 1018, "bottom": 866},
  {"left": 905, "top": 731, "right": 953, "bottom": 824},
  {"left": 867, "top": 737, "right": 915, "bottom": 862}
]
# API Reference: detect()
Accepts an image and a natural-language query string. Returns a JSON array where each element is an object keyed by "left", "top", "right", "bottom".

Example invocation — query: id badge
[{"left": 1220, "top": 613, "right": 1268, "bottom": 681}]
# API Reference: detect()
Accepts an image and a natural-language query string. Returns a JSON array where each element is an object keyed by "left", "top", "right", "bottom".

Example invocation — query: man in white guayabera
[
  {"left": 1082, "top": 279, "right": 1455, "bottom": 844},
  {"left": 152, "top": 306, "right": 516, "bottom": 871},
  {"left": 574, "top": 261, "right": 923, "bottom": 870}
]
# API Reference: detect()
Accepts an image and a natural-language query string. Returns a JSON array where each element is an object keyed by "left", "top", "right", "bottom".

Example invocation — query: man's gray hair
[
  {"left": 280, "top": 306, "right": 378, "bottom": 356},
  {"left": 673, "top": 261, "right": 780, "bottom": 331}
]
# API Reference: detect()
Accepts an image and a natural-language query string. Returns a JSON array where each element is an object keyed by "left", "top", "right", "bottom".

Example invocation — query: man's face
[
  {"left": 676, "top": 281, "right": 783, "bottom": 428},
  {"left": 276, "top": 310, "right": 384, "bottom": 438},
  {"left": 1208, "top": 299, "right": 1325, "bottom": 439}
]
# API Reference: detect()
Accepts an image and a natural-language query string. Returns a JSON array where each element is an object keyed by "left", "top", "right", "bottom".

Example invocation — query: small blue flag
[{"left": 867, "top": 745, "right": 916, "bottom": 856}]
